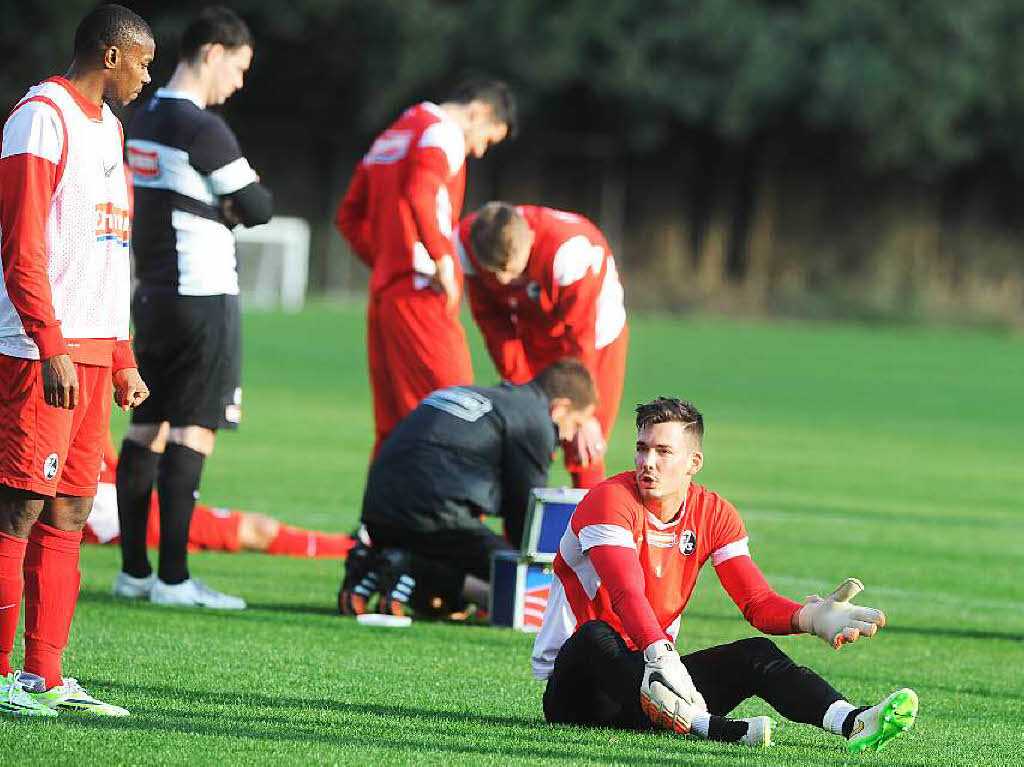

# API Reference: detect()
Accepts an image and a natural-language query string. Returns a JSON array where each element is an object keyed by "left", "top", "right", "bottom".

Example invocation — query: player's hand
[
  {"left": 431, "top": 255, "right": 460, "bottom": 314},
  {"left": 219, "top": 195, "right": 241, "bottom": 228},
  {"left": 572, "top": 416, "right": 606, "bottom": 467},
  {"left": 42, "top": 354, "right": 78, "bottom": 410},
  {"left": 112, "top": 367, "right": 150, "bottom": 411},
  {"left": 640, "top": 640, "right": 707, "bottom": 733},
  {"left": 797, "top": 577, "right": 886, "bottom": 649}
]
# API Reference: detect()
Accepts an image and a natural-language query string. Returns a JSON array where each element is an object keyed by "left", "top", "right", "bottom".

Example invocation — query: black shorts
[
  {"left": 130, "top": 287, "right": 242, "bottom": 430},
  {"left": 542, "top": 621, "right": 843, "bottom": 730}
]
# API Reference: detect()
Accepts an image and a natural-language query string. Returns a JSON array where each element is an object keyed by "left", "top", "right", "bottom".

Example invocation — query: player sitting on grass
[
  {"left": 339, "top": 359, "right": 597, "bottom": 618},
  {"left": 532, "top": 397, "right": 918, "bottom": 753},
  {"left": 92, "top": 438, "right": 354, "bottom": 564}
]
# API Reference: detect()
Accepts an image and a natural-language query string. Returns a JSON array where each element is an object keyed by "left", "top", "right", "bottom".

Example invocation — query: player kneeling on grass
[
  {"left": 532, "top": 397, "right": 918, "bottom": 753},
  {"left": 339, "top": 359, "right": 596, "bottom": 618}
]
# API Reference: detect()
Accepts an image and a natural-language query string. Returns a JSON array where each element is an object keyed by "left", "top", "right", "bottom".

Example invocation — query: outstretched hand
[{"left": 797, "top": 577, "right": 886, "bottom": 649}]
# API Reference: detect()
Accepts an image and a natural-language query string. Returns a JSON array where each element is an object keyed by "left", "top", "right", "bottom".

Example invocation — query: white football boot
[
  {"left": 150, "top": 578, "right": 246, "bottom": 609},
  {"left": 112, "top": 571, "right": 156, "bottom": 599}
]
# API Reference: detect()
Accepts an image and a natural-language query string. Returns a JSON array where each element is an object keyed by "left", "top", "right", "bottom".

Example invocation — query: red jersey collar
[{"left": 45, "top": 77, "right": 103, "bottom": 122}]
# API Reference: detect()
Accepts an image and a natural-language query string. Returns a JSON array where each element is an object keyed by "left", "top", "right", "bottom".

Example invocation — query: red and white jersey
[
  {"left": 0, "top": 77, "right": 132, "bottom": 365},
  {"left": 335, "top": 102, "right": 467, "bottom": 296},
  {"left": 532, "top": 472, "right": 749, "bottom": 679},
  {"left": 458, "top": 206, "right": 626, "bottom": 384}
]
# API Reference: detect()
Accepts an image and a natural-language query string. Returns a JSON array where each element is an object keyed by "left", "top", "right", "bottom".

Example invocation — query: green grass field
[{"left": 3, "top": 301, "right": 1023, "bottom": 766}]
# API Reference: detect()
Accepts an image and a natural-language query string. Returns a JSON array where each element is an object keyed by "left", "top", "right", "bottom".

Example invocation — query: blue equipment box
[
  {"left": 522, "top": 487, "right": 587, "bottom": 557},
  {"left": 490, "top": 550, "right": 554, "bottom": 631}
]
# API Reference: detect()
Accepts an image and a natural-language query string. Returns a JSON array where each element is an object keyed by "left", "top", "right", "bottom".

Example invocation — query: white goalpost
[{"left": 234, "top": 216, "right": 310, "bottom": 312}]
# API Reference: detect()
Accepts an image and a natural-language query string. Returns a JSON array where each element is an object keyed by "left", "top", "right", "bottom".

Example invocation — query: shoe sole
[
  {"left": 150, "top": 598, "right": 245, "bottom": 609},
  {"left": 51, "top": 702, "right": 129, "bottom": 716},
  {"left": 0, "top": 702, "right": 58, "bottom": 717},
  {"left": 847, "top": 688, "right": 918, "bottom": 753}
]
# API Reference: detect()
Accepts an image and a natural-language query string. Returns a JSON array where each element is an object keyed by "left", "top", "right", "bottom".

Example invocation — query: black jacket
[{"left": 361, "top": 382, "right": 556, "bottom": 546}]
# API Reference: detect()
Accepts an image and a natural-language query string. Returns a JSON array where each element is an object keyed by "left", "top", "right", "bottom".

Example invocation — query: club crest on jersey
[
  {"left": 94, "top": 203, "right": 130, "bottom": 248},
  {"left": 525, "top": 281, "right": 541, "bottom": 301},
  {"left": 42, "top": 453, "right": 59, "bottom": 481},
  {"left": 679, "top": 529, "right": 696, "bottom": 555},
  {"left": 127, "top": 146, "right": 159, "bottom": 179}
]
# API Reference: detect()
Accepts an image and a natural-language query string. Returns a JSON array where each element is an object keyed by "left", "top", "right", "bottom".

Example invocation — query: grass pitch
[{"left": 2, "top": 301, "right": 1022, "bottom": 765}]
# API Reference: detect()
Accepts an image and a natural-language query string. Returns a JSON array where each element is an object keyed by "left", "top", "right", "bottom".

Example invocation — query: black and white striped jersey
[{"left": 127, "top": 89, "right": 260, "bottom": 296}]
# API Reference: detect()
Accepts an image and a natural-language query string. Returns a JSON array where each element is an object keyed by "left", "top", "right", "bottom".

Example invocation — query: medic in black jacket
[{"left": 343, "top": 359, "right": 597, "bottom": 616}]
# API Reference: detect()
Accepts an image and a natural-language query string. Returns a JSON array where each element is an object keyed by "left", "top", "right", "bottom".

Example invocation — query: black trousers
[
  {"left": 543, "top": 620, "right": 844, "bottom": 730},
  {"left": 365, "top": 522, "right": 515, "bottom": 612}
]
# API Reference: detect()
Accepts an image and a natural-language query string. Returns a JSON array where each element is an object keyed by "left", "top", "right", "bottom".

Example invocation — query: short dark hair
[
  {"left": 73, "top": 4, "right": 152, "bottom": 59},
  {"left": 445, "top": 78, "right": 518, "bottom": 138},
  {"left": 635, "top": 397, "right": 704, "bottom": 445},
  {"left": 469, "top": 202, "right": 527, "bottom": 271},
  {"left": 534, "top": 359, "right": 597, "bottom": 411},
  {"left": 181, "top": 6, "right": 253, "bottom": 61}
]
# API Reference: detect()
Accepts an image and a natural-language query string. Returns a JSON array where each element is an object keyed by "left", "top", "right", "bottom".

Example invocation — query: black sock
[
  {"left": 116, "top": 439, "right": 161, "bottom": 578},
  {"left": 707, "top": 715, "right": 750, "bottom": 742},
  {"left": 842, "top": 706, "right": 870, "bottom": 738},
  {"left": 156, "top": 442, "right": 206, "bottom": 585}
]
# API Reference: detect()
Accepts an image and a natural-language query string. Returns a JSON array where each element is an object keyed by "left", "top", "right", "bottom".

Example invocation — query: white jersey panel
[
  {"left": 595, "top": 257, "right": 626, "bottom": 349},
  {"left": 0, "top": 101, "right": 63, "bottom": 162},
  {"left": 0, "top": 81, "right": 130, "bottom": 359},
  {"left": 128, "top": 139, "right": 215, "bottom": 204},
  {"left": 418, "top": 104, "right": 465, "bottom": 175},
  {"left": 208, "top": 156, "right": 258, "bottom": 196},
  {"left": 531, "top": 576, "right": 576, "bottom": 680},
  {"left": 172, "top": 210, "right": 239, "bottom": 296}
]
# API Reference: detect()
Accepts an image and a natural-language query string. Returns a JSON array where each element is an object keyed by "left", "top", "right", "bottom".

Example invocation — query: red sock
[
  {"left": 23, "top": 522, "right": 82, "bottom": 689},
  {"left": 0, "top": 532, "right": 28, "bottom": 677},
  {"left": 267, "top": 526, "right": 355, "bottom": 559}
]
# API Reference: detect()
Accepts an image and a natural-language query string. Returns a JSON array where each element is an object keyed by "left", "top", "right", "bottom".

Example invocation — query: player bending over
[
  {"left": 459, "top": 203, "right": 628, "bottom": 489},
  {"left": 90, "top": 441, "right": 353, "bottom": 560},
  {"left": 340, "top": 359, "right": 596, "bottom": 618},
  {"left": 532, "top": 397, "right": 918, "bottom": 753}
]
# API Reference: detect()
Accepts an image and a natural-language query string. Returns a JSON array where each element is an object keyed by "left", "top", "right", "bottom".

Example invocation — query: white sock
[
  {"left": 689, "top": 711, "right": 710, "bottom": 738},
  {"left": 823, "top": 699, "right": 856, "bottom": 736}
]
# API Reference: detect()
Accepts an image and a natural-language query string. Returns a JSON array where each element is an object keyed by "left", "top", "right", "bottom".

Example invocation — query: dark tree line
[{"left": 4, "top": 1, "right": 1023, "bottom": 320}]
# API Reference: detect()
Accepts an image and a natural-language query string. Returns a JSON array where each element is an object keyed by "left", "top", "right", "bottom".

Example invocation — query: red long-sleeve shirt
[
  {"left": 335, "top": 102, "right": 467, "bottom": 296},
  {"left": 458, "top": 206, "right": 626, "bottom": 383},
  {"left": 532, "top": 472, "right": 801, "bottom": 679}
]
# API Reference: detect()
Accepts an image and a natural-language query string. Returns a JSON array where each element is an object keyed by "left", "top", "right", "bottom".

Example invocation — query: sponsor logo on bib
[{"left": 95, "top": 203, "right": 130, "bottom": 247}]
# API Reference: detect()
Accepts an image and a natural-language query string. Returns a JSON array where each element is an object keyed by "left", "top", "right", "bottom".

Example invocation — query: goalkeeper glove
[
  {"left": 640, "top": 639, "right": 707, "bottom": 733},
  {"left": 797, "top": 577, "right": 886, "bottom": 649}
]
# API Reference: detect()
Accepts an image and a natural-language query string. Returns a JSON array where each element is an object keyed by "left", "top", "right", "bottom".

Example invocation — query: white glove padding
[
  {"left": 640, "top": 640, "right": 707, "bottom": 733},
  {"left": 797, "top": 577, "right": 886, "bottom": 649}
]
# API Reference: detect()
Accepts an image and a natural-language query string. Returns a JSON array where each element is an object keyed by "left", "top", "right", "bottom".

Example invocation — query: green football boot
[
  {"left": 0, "top": 672, "right": 58, "bottom": 717},
  {"left": 25, "top": 674, "right": 130, "bottom": 717},
  {"left": 847, "top": 688, "right": 918, "bottom": 753}
]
